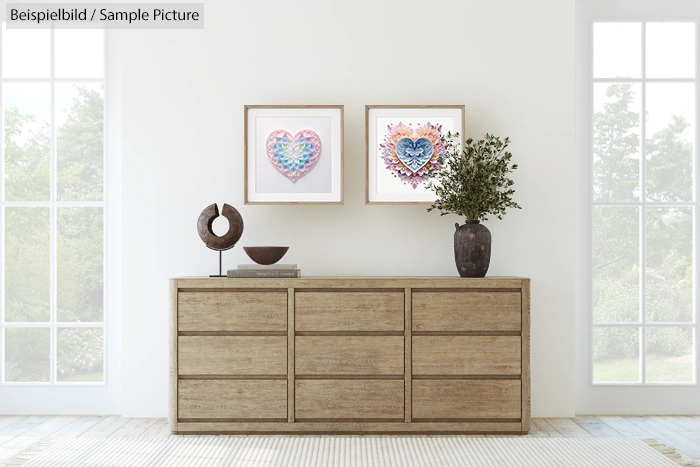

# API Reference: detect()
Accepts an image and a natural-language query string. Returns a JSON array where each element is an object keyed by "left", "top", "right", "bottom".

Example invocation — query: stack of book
[{"left": 227, "top": 264, "right": 301, "bottom": 278}]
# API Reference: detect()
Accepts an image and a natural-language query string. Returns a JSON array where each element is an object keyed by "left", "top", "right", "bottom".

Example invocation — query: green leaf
[{"left": 426, "top": 132, "right": 521, "bottom": 222}]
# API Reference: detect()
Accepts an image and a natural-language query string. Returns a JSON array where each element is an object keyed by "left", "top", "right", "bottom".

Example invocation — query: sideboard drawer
[
  {"left": 413, "top": 336, "right": 521, "bottom": 375},
  {"left": 170, "top": 277, "right": 531, "bottom": 434},
  {"left": 296, "top": 336, "right": 404, "bottom": 375},
  {"left": 178, "top": 336, "right": 287, "bottom": 375},
  {"left": 296, "top": 291, "right": 404, "bottom": 331},
  {"left": 412, "top": 291, "right": 521, "bottom": 332},
  {"left": 178, "top": 380, "right": 287, "bottom": 420},
  {"left": 178, "top": 291, "right": 287, "bottom": 332},
  {"left": 295, "top": 380, "right": 404, "bottom": 420},
  {"left": 412, "top": 380, "right": 521, "bottom": 420}
]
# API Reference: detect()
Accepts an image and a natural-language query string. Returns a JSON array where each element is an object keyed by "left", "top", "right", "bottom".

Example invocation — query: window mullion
[
  {"left": 640, "top": 21, "right": 647, "bottom": 385},
  {"left": 49, "top": 27, "right": 57, "bottom": 385},
  {"left": 695, "top": 19, "right": 700, "bottom": 385},
  {"left": 0, "top": 20, "right": 5, "bottom": 384}
]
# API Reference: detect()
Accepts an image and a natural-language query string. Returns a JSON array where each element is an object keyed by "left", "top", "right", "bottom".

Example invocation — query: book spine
[
  {"left": 237, "top": 264, "right": 298, "bottom": 270},
  {"left": 227, "top": 270, "right": 301, "bottom": 278}
]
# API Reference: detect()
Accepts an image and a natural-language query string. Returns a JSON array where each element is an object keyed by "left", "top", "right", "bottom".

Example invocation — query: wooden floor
[{"left": 0, "top": 416, "right": 699, "bottom": 464}]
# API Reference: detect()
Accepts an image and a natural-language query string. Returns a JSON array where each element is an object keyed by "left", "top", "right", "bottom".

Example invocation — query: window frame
[
  {"left": 0, "top": 26, "right": 109, "bottom": 387},
  {"left": 589, "top": 19, "right": 699, "bottom": 387}
]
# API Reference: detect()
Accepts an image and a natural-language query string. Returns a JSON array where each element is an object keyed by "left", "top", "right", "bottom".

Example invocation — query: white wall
[{"left": 120, "top": 0, "right": 575, "bottom": 418}]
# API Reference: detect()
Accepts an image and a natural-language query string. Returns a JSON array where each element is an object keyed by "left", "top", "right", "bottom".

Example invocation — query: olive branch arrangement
[{"left": 427, "top": 133, "right": 522, "bottom": 222}]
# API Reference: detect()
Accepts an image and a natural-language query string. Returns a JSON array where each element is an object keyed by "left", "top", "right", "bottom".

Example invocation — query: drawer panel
[
  {"left": 412, "top": 380, "right": 521, "bottom": 419},
  {"left": 413, "top": 336, "right": 521, "bottom": 375},
  {"left": 295, "top": 380, "right": 404, "bottom": 419},
  {"left": 296, "top": 336, "right": 404, "bottom": 375},
  {"left": 178, "top": 380, "right": 287, "bottom": 419},
  {"left": 178, "top": 336, "right": 287, "bottom": 375},
  {"left": 296, "top": 292, "right": 404, "bottom": 331},
  {"left": 412, "top": 291, "right": 521, "bottom": 332},
  {"left": 178, "top": 291, "right": 287, "bottom": 332}
]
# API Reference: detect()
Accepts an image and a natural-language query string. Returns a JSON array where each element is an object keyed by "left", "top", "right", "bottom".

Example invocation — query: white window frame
[
  {"left": 590, "top": 20, "right": 698, "bottom": 387},
  {"left": 577, "top": 0, "right": 700, "bottom": 415},
  {"left": 0, "top": 23, "right": 121, "bottom": 414}
]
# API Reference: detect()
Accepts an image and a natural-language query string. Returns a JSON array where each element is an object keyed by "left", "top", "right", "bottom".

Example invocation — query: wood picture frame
[
  {"left": 244, "top": 105, "right": 344, "bottom": 204},
  {"left": 365, "top": 105, "right": 465, "bottom": 204}
]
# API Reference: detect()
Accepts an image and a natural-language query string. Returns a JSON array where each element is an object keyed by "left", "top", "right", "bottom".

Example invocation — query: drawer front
[
  {"left": 296, "top": 336, "right": 404, "bottom": 375},
  {"left": 178, "top": 291, "right": 287, "bottom": 332},
  {"left": 178, "top": 380, "right": 287, "bottom": 419},
  {"left": 412, "top": 380, "right": 521, "bottom": 419},
  {"left": 295, "top": 380, "right": 404, "bottom": 419},
  {"left": 413, "top": 336, "right": 521, "bottom": 375},
  {"left": 412, "top": 291, "right": 521, "bottom": 332},
  {"left": 178, "top": 336, "right": 287, "bottom": 375},
  {"left": 296, "top": 292, "right": 404, "bottom": 332}
]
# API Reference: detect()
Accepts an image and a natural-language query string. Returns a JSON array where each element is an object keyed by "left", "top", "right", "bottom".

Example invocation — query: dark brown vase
[{"left": 454, "top": 220, "right": 491, "bottom": 278}]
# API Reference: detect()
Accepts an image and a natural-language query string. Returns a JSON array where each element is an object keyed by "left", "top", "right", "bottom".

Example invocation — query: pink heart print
[{"left": 266, "top": 129, "right": 322, "bottom": 183}]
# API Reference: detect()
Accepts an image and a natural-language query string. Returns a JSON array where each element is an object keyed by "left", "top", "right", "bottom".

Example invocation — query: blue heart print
[{"left": 395, "top": 137, "right": 434, "bottom": 173}]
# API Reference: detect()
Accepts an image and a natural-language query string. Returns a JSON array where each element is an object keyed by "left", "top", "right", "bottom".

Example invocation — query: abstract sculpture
[{"left": 197, "top": 203, "right": 244, "bottom": 277}]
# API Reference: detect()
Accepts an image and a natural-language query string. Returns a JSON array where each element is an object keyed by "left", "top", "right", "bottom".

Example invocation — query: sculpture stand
[
  {"left": 197, "top": 202, "right": 244, "bottom": 279},
  {"left": 208, "top": 245, "right": 234, "bottom": 278},
  {"left": 210, "top": 250, "right": 224, "bottom": 278}
]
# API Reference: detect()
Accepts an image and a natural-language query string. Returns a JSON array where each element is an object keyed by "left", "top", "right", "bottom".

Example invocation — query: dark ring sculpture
[{"left": 197, "top": 203, "right": 244, "bottom": 251}]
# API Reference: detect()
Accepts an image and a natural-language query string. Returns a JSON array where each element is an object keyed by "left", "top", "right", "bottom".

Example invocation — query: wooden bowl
[{"left": 243, "top": 246, "right": 289, "bottom": 265}]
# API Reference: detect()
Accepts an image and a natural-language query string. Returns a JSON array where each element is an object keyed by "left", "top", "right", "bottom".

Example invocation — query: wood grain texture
[
  {"left": 171, "top": 276, "right": 530, "bottom": 435},
  {"left": 413, "top": 336, "right": 521, "bottom": 375},
  {"left": 169, "top": 280, "right": 178, "bottom": 431},
  {"left": 175, "top": 277, "right": 525, "bottom": 290},
  {"left": 295, "top": 291, "right": 404, "bottom": 331},
  {"left": 405, "top": 287, "right": 412, "bottom": 423},
  {"left": 109, "top": 418, "right": 158, "bottom": 438},
  {"left": 521, "top": 278, "right": 531, "bottom": 432},
  {"left": 412, "top": 291, "right": 521, "bottom": 332},
  {"left": 178, "top": 291, "right": 287, "bottom": 332},
  {"left": 178, "top": 380, "right": 287, "bottom": 419},
  {"left": 178, "top": 336, "right": 287, "bottom": 375},
  {"left": 79, "top": 416, "right": 130, "bottom": 438},
  {"left": 175, "top": 421, "right": 522, "bottom": 434},
  {"left": 546, "top": 418, "right": 595, "bottom": 438},
  {"left": 287, "top": 288, "right": 295, "bottom": 423},
  {"left": 295, "top": 380, "right": 404, "bottom": 419},
  {"left": 296, "top": 336, "right": 404, "bottom": 375},
  {"left": 412, "top": 380, "right": 521, "bottom": 419}
]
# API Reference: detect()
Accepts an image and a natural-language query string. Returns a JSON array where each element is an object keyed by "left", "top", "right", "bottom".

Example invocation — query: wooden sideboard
[{"left": 170, "top": 277, "right": 530, "bottom": 434}]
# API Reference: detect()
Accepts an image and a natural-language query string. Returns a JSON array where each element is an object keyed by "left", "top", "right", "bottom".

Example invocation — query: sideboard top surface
[{"left": 172, "top": 277, "right": 529, "bottom": 289}]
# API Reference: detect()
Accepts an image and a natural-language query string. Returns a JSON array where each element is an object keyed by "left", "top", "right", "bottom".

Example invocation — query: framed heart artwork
[
  {"left": 365, "top": 105, "right": 465, "bottom": 204},
  {"left": 244, "top": 105, "right": 344, "bottom": 204}
]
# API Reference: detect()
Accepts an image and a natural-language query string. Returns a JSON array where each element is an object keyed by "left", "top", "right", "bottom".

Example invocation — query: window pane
[
  {"left": 593, "top": 327, "right": 640, "bottom": 383},
  {"left": 57, "top": 328, "right": 104, "bottom": 382},
  {"left": 3, "top": 83, "right": 51, "bottom": 201},
  {"left": 594, "top": 83, "right": 641, "bottom": 202},
  {"left": 646, "top": 83, "right": 695, "bottom": 202},
  {"left": 56, "top": 84, "right": 104, "bottom": 202},
  {"left": 646, "top": 207, "right": 693, "bottom": 322},
  {"left": 55, "top": 30, "right": 104, "bottom": 78},
  {"left": 594, "top": 23, "right": 642, "bottom": 79},
  {"left": 1, "top": 25, "right": 50, "bottom": 78},
  {"left": 4, "top": 207, "right": 50, "bottom": 322},
  {"left": 646, "top": 23, "right": 695, "bottom": 79},
  {"left": 646, "top": 327, "right": 694, "bottom": 383},
  {"left": 593, "top": 207, "right": 640, "bottom": 322},
  {"left": 4, "top": 328, "right": 50, "bottom": 382},
  {"left": 57, "top": 207, "right": 104, "bottom": 322}
]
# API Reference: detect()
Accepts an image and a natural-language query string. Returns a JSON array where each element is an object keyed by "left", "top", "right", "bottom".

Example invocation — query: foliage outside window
[
  {"left": 592, "top": 22, "right": 696, "bottom": 384},
  {"left": 2, "top": 27, "right": 106, "bottom": 384}
]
